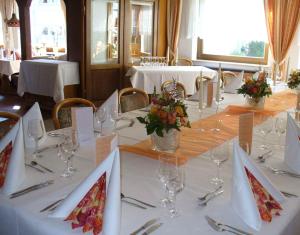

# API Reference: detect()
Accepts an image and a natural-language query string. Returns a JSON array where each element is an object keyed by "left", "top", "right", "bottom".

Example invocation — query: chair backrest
[
  {"left": 119, "top": 88, "right": 149, "bottom": 113},
  {"left": 52, "top": 98, "right": 96, "bottom": 129},
  {"left": 161, "top": 80, "right": 187, "bottom": 99},
  {"left": 0, "top": 112, "right": 20, "bottom": 140},
  {"left": 195, "top": 76, "right": 212, "bottom": 91},
  {"left": 171, "top": 58, "right": 193, "bottom": 66},
  {"left": 222, "top": 71, "right": 238, "bottom": 87}
]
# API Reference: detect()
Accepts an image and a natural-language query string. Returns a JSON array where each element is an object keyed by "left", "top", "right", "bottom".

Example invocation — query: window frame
[{"left": 197, "top": 38, "right": 269, "bottom": 65}]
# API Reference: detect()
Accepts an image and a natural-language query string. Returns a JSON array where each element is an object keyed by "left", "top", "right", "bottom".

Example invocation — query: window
[
  {"left": 90, "top": 0, "right": 119, "bottom": 64},
  {"left": 30, "top": 0, "right": 67, "bottom": 58},
  {"left": 198, "top": 0, "right": 268, "bottom": 64}
]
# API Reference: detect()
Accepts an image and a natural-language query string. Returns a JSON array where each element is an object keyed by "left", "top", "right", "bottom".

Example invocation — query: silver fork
[
  {"left": 198, "top": 185, "right": 222, "bottom": 201},
  {"left": 266, "top": 166, "right": 300, "bottom": 178}
]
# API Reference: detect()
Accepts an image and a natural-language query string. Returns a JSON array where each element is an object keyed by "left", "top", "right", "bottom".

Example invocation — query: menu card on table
[
  {"left": 0, "top": 120, "right": 26, "bottom": 195},
  {"left": 239, "top": 112, "right": 254, "bottom": 153},
  {"left": 50, "top": 148, "right": 120, "bottom": 235},
  {"left": 96, "top": 134, "right": 118, "bottom": 165},
  {"left": 231, "top": 141, "right": 285, "bottom": 231},
  {"left": 71, "top": 107, "right": 94, "bottom": 143},
  {"left": 284, "top": 113, "right": 300, "bottom": 173}
]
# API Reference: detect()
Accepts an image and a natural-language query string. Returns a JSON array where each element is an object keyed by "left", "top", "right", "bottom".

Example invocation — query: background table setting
[{"left": 1, "top": 81, "right": 300, "bottom": 235}]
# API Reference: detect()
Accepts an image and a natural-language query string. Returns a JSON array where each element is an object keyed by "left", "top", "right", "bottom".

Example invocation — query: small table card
[{"left": 71, "top": 107, "right": 94, "bottom": 143}]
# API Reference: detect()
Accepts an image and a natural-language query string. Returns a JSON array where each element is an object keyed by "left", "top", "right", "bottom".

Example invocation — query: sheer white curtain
[
  {"left": 180, "top": 0, "right": 199, "bottom": 39},
  {"left": 0, "top": 0, "right": 20, "bottom": 51},
  {"left": 139, "top": 6, "right": 152, "bottom": 53}
]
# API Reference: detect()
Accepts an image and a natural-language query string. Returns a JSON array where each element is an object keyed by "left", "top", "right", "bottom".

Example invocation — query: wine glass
[
  {"left": 27, "top": 119, "right": 44, "bottom": 160},
  {"left": 257, "top": 115, "right": 273, "bottom": 150},
  {"left": 94, "top": 107, "right": 107, "bottom": 136},
  {"left": 60, "top": 129, "right": 79, "bottom": 177},
  {"left": 165, "top": 164, "right": 185, "bottom": 218},
  {"left": 110, "top": 105, "right": 119, "bottom": 132},
  {"left": 275, "top": 117, "right": 287, "bottom": 148},
  {"left": 209, "top": 142, "right": 229, "bottom": 187},
  {"left": 158, "top": 153, "right": 174, "bottom": 207}
]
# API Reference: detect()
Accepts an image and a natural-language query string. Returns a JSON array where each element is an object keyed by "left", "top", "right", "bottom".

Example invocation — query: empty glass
[
  {"left": 275, "top": 117, "right": 287, "bottom": 147},
  {"left": 94, "top": 107, "right": 107, "bottom": 136},
  {"left": 209, "top": 142, "right": 229, "bottom": 186},
  {"left": 27, "top": 119, "right": 44, "bottom": 160},
  {"left": 258, "top": 115, "right": 273, "bottom": 149},
  {"left": 60, "top": 129, "right": 79, "bottom": 178}
]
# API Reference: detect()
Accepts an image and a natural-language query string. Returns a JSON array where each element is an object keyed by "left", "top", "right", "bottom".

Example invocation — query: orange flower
[
  {"left": 175, "top": 106, "right": 184, "bottom": 117},
  {"left": 167, "top": 112, "right": 177, "bottom": 125}
]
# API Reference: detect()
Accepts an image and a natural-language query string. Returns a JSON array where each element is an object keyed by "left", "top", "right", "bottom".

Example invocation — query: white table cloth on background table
[
  {"left": 17, "top": 59, "right": 80, "bottom": 102},
  {"left": 0, "top": 92, "right": 300, "bottom": 235},
  {"left": 126, "top": 66, "right": 218, "bottom": 95},
  {"left": 0, "top": 59, "right": 21, "bottom": 79}
]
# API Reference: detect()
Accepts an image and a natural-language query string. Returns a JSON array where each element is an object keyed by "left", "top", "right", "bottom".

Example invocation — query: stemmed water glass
[
  {"left": 275, "top": 117, "right": 287, "bottom": 148},
  {"left": 27, "top": 119, "right": 44, "bottom": 160},
  {"left": 257, "top": 115, "right": 273, "bottom": 150},
  {"left": 110, "top": 105, "right": 120, "bottom": 132},
  {"left": 209, "top": 142, "right": 229, "bottom": 187},
  {"left": 94, "top": 107, "right": 107, "bottom": 136},
  {"left": 60, "top": 129, "right": 79, "bottom": 178}
]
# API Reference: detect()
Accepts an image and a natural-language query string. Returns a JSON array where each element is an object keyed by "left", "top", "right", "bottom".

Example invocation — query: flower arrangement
[
  {"left": 137, "top": 90, "right": 191, "bottom": 137},
  {"left": 237, "top": 72, "right": 272, "bottom": 102},
  {"left": 287, "top": 70, "right": 300, "bottom": 89}
]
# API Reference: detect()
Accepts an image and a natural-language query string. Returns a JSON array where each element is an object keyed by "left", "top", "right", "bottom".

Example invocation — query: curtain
[
  {"left": 167, "top": 0, "right": 182, "bottom": 64},
  {"left": 180, "top": 0, "right": 199, "bottom": 39},
  {"left": 0, "top": 0, "right": 20, "bottom": 51},
  {"left": 60, "top": 0, "right": 66, "bottom": 21},
  {"left": 264, "top": 0, "right": 300, "bottom": 83},
  {"left": 123, "top": 1, "right": 132, "bottom": 65}
]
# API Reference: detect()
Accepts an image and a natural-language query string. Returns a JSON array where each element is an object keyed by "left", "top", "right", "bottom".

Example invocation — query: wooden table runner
[{"left": 120, "top": 90, "right": 297, "bottom": 162}]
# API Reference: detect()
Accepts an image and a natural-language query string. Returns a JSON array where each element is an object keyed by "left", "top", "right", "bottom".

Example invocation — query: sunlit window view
[
  {"left": 130, "top": 0, "right": 154, "bottom": 58},
  {"left": 30, "top": 0, "right": 67, "bottom": 58},
  {"left": 91, "top": 0, "right": 119, "bottom": 64},
  {"left": 199, "top": 0, "right": 268, "bottom": 58}
]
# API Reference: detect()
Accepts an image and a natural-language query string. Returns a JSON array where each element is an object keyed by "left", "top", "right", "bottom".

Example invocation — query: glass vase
[
  {"left": 151, "top": 129, "right": 180, "bottom": 153},
  {"left": 245, "top": 96, "right": 265, "bottom": 109}
]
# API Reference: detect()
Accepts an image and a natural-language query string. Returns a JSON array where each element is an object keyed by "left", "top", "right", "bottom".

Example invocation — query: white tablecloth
[
  {"left": 1, "top": 91, "right": 300, "bottom": 235},
  {"left": 0, "top": 59, "right": 20, "bottom": 79},
  {"left": 17, "top": 59, "right": 80, "bottom": 102},
  {"left": 127, "top": 66, "right": 218, "bottom": 95}
]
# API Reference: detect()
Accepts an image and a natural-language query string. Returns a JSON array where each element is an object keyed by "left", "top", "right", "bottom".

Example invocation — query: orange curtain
[
  {"left": 264, "top": 0, "right": 300, "bottom": 83},
  {"left": 167, "top": 0, "right": 182, "bottom": 65}
]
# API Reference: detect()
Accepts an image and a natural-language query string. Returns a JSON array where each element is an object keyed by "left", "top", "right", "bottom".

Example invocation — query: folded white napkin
[
  {"left": 284, "top": 113, "right": 300, "bottom": 173},
  {"left": 71, "top": 107, "right": 94, "bottom": 143},
  {"left": 0, "top": 120, "right": 26, "bottom": 195},
  {"left": 231, "top": 141, "right": 285, "bottom": 231},
  {"left": 97, "top": 90, "right": 118, "bottom": 135},
  {"left": 50, "top": 148, "right": 120, "bottom": 235},
  {"left": 252, "top": 72, "right": 259, "bottom": 79},
  {"left": 224, "top": 71, "right": 244, "bottom": 94},
  {"left": 22, "top": 102, "right": 46, "bottom": 148}
]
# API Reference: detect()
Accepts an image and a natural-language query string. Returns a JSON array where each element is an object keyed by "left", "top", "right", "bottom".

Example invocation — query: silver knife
[
  {"left": 25, "top": 163, "right": 45, "bottom": 173},
  {"left": 130, "top": 218, "right": 158, "bottom": 235},
  {"left": 206, "top": 216, "right": 253, "bottom": 235},
  {"left": 199, "top": 190, "right": 224, "bottom": 206},
  {"left": 10, "top": 180, "right": 54, "bottom": 199},
  {"left": 122, "top": 199, "right": 147, "bottom": 209},
  {"left": 36, "top": 144, "right": 59, "bottom": 154},
  {"left": 141, "top": 223, "right": 163, "bottom": 235},
  {"left": 40, "top": 198, "right": 64, "bottom": 212}
]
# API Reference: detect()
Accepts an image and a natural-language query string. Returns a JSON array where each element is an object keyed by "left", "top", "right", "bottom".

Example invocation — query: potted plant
[
  {"left": 287, "top": 70, "right": 300, "bottom": 93},
  {"left": 237, "top": 72, "right": 272, "bottom": 109},
  {"left": 137, "top": 89, "right": 191, "bottom": 152}
]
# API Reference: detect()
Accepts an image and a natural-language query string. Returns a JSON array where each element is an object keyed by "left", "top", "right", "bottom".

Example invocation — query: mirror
[
  {"left": 130, "top": 0, "right": 155, "bottom": 58},
  {"left": 91, "top": 0, "right": 119, "bottom": 64}
]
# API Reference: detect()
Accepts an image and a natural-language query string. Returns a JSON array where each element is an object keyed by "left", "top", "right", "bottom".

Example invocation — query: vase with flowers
[
  {"left": 287, "top": 70, "right": 300, "bottom": 93},
  {"left": 237, "top": 72, "right": 272, "bottom": 109},
  {"left": 137, "top": 88, "right": 191, "bottom": 152}
]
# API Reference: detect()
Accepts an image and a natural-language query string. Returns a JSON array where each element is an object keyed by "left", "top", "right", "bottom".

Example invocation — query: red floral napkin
[
  {"left": 245, "top": 167, "right": 282, "bottom": 222},
  {"left": 65, "top": 172, "right": 106, "bottom": 235},
  {"left": 0, "top": 141, "right": 13, "bottom": 188}
]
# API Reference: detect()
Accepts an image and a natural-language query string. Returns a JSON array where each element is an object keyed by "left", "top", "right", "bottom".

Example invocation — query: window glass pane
[
  {"left": 30, "top": 0, "right": 67, "bottom": 58},
  {"left": 130, "top": 1, "right": 154, "bottom": 58},
  {"left": 199, "top": 0, "right": 268, "bottom": 58},
  {"left": 91, "top": 0, "right": 119, "bottom": 64}
]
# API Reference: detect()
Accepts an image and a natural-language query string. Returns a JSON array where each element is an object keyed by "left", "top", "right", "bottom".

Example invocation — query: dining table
[
  {"left": 17, "top": 59, "right": 80, "bottom": 103},
  {"left": 126, "top": 65, "right": 218, "bottom": 95},
  {"left": 0, "top": 90, "right": 300, "bottom": 235},
  {"left": 0, "top": 58, "right": 21, "bottom": 80}
]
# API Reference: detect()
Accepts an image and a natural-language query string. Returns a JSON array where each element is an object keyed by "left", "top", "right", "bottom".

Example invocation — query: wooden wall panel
[{"left": 157, "top": 0, "right": 167, "bottom": 56}]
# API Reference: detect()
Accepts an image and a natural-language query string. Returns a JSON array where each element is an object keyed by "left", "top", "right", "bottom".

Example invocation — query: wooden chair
[
  {"left": 52, "top": 98, "right": 96, "bottom": 129},
  {"left": 119, "top": 88, "right": 149, "bottom": 113},
  {"left": 0, "top": 112, "right": 20, "bottom": 140},
  {"left": 161, "top": 80, "right": 187, "bottom": 98},
  {"left": 171, "top": 58, "right": 193, "bottom": 66},
  {"left": 222, "top": 71, "right": 237, "bottom": 87},
  {"left": 195, "top": 76, "right": 212, "bottom": 91}
]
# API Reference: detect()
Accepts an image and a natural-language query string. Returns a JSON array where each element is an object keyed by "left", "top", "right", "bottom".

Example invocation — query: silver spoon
[{"left": 31, "top": 161, "right": 54, "bottom": 173}]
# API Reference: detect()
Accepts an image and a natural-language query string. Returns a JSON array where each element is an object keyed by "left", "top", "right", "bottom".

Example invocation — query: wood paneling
[{"left": 157, "top": 0, "right": 167, "bottom": 56}]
